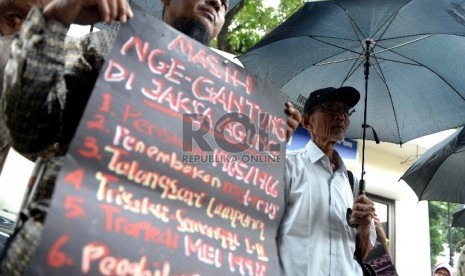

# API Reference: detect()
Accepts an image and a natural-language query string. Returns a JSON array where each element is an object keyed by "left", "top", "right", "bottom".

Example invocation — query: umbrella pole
[
  {"left": 359, "top": 40, "right": 371, "bottom": 195},
  {"left": 449, "top": 202, "right": 455, "bottom": 266}
]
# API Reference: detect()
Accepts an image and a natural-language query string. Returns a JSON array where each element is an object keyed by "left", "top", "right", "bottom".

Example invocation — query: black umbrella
[
  {"left": 401, "top": 127, "right": 465, "bottom": 203},
  {"left": 452, "top": 206, "right": 465, "bottom": 228},
  {"left": 239, "top": 0, "right": 465, "bottom": 188}
]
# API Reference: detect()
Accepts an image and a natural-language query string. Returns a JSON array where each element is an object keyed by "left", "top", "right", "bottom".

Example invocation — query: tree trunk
[{"left": 217, "top": 0, "right": 245, "bottom": 54}]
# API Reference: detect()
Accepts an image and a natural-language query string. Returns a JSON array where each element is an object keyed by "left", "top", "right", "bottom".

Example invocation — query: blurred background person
[
  {"left": 0, "top": 0, "right": 47, "bottom": 163},
  {"left": 374, "top": 213, "right": 391, "bottom": 258},
  {"left": 434, "top": 262, "right": 454, "bottom": 276}
]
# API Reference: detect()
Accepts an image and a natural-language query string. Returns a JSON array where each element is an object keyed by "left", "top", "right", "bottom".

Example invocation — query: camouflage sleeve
[
  {"left": 2, "top": 7, "right": 70, "bottom": 157},
  {"left": 1, "top": 7, "right": 115, "bottom": 158}
]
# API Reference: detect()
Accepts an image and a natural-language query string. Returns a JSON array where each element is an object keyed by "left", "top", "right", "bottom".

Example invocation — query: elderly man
[
  {"left": 279, "top": 87, "right": 376, "bottom": 275},
  {"left": 0, "top": 0, "right": 301, "bottom": 274}
]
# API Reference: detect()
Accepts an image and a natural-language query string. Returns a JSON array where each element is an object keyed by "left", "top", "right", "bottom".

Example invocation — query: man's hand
[
  {"left": 351, "top": 194, "right": 375, "bottom": 259},
  {"left": 350, "top": 194, "right": 375, "bottom": 227},
  {"left": 285, "top": 102, "right": 302, "bottom": 143},
  {"left": 43, "top": 0, "right": 133, "bottom": 25},
  {"left": 0, "top": 0, "right": 46, "bottom": 35}
]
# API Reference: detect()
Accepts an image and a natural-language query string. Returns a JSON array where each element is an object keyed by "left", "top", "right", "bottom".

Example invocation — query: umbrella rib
[
  {"left": 306, "top": 36, "right": 366, "bottom": 86},
  {"left": 377, "top": 33, "right": 438, "bottom": 43},
  {"left": 304, "top": 34, "right": 433, "bottom": 77},
  {"left": 369, "top": 57, "right": 403, "bottom": 144},
  {"left": 371, "top": 56, "right": 420, "bottom": 66},
  {"left": 374, "top": 34, "right": 433, "bottom": 54},
  {"left": 305, "top": 36, "right": 364, "bottom": 67},
  {"left": 341, "top": 58, "right": 364, "bottom": 86},
  {"left": 372, "top": 0, "right": 413, "bottom": 41},
  {"left": 310, "top": 36, "right": 361, "bottom": 56},
  {"left": 336, "top": 3, "right": 373, "bottom": 59},
  {"left": 309, "top": 35, "right": 359, "bottom": 42},
  {"left": 331, "top": 2, "right": 366, "bottom": 44},
  {"left": 277, "top": 35, "right": 363, "bottom": 88},
  {"left": 376, "top": 45, "right": 465, "bottom": 102},
  {"left": 314, "top": 55, "right": 362, "bottom": 66},
  {"left": 282, "top": 36, "right": 365, "bottom": 89}
]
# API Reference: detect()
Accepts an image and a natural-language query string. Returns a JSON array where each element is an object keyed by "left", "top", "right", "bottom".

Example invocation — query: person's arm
[
  {"left": 350, "top": 194, "right": 376, "bottom": 260},
  {"left": 374, "top": 214, "right": 391, "bottom": 257},
  {"left": 2, "top": 7, "right": 70, "bottom": 156},
  {"left": 1, "top": 4, "right": 123, "bottom": 157},
  {"left": 43, "top": 0, "right": 132, "bottom": 25},
  {"left": 356, "top": 223, "right": 374, "bottom": 260},
  {"left": 284, "top": 101, "right": 302, "bottom": 142}
]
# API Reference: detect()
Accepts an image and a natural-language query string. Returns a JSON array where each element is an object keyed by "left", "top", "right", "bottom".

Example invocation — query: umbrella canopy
[
  {"left": 239, "top": 0, "right": 465, "bottom": 145},
  {"left": 401, "top": 127, "right": 465, "bottom": 203},
  {"left": 452, "top": 206, "right": 465, "bottom": 228}
]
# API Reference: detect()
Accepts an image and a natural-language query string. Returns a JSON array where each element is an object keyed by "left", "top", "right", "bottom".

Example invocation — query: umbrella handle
[
  {"left": 358, "top": 179, "right": 366, "bottom": 195},
  {"left": 362, "top": 124, "right": 380, "bottom": 144}
]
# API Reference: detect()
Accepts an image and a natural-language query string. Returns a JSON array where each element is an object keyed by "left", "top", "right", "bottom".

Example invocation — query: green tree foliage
[
  {"left": 429, "top": 201, "right": 465, "bottom": 268},
  {"left": 217, "top": 0, "right": 305, "bottom": 54}
]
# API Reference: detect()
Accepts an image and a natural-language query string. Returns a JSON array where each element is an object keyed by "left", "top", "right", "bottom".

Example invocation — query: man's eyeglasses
[{"left": 311, "top": 102, "right": 355, "bottom": 117}]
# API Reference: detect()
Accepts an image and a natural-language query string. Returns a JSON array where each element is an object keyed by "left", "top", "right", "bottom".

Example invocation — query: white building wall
[
  {"left": 0, "top": 150, "right": 34, "bottom": 214},
  {"left": 395, "top": 199, "right": 430, "bottom": 275}
]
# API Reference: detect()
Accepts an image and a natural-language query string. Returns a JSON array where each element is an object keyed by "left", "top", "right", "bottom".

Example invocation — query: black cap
[{"left": 303, "top": 86, "right": 360, "bottom": 114}]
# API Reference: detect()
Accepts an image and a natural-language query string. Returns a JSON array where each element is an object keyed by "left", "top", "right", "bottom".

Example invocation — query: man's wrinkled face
[
  {"left": 162, "top": 0, "right": 227, "bottom": 45},
  {"left": 303, "top": 100, "right": 352, "bottom": 143},
  {"left": 0, "top": 0, "right": 43, "bottom": 35}
]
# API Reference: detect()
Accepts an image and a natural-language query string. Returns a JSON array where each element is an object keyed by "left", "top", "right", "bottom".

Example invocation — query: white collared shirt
[{"left": 278, "top": 140, "right": 375, "bottom": 276}]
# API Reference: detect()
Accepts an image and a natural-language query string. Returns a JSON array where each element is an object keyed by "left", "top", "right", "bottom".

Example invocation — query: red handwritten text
[
  {"left": 82, "top": 242, "right": 171, "bottom": 276},
  {"left": 100, "top": 204, "right": 179, "bottom": 249},
  {"left": 176, "top": 209, "right": 240, "bottom": 251}
]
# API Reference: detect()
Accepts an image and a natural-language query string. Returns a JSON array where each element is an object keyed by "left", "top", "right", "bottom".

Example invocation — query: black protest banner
[{"left": 27, "top": 9, "right": 287, "bottom": 276}]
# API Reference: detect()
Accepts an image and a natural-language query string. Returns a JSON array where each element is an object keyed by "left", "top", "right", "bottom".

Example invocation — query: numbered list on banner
[{"left": 27, "top": 11, "right": 287, "bottom": 276}]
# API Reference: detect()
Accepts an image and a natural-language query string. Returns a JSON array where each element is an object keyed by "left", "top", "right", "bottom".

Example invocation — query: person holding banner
[
  {"left": 0, "top": 0, "right": 302, "bottom": 274},
  {"left": 279, "top": 87, "right": 376, "bottom": 275},
  {"left": 0, "top": 0, "right": 49, "bottom": 164}
]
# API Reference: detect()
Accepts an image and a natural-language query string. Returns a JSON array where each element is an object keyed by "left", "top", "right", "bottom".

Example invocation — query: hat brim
[
  {"left": 304, "top": 86, "right": 361, "bottom": 114},
  {"left": 304, "top": 87, "right": 360, "bottom": 114}
]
